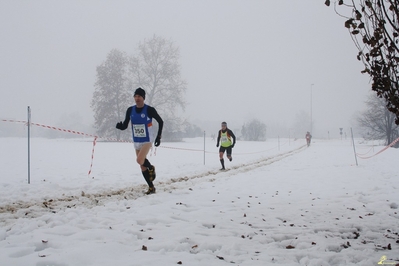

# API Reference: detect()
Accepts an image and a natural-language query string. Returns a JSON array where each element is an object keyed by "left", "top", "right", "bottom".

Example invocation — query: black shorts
[{"left": 219, "top": 146, "right": 232, "bottom": 155}]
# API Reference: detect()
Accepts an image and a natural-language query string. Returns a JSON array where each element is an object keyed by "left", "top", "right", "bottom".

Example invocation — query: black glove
[
  {"left": 116, "top": 122, "right": 123, "bottom": 130},
  {"left": 216, "top": 143, "right": 219, "bottom": 147},
  {"left": 154, "top": 136, "right": 161, "bottom": 147},
  {"left": 231, "top": 144, "right": 235, "bottom": 148}
]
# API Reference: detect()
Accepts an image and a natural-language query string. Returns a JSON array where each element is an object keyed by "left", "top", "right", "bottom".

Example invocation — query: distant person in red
[
  {"left": 306, "top": 131, "right": 312, "bottom": 147},
  {"left": 216, "top": 122, "right": 236, "bottom": 170},
  {"left": 116, "top": 88, "right": 163, "bottom": 195}
]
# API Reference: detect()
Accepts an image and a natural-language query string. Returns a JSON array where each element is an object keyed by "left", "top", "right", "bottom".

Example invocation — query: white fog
[{"left": 1, "top": 0, "right": 371, "bottom": 138}]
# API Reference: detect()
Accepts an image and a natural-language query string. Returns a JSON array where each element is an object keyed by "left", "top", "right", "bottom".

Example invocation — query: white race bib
[{"left": 133, "top": 124, "right": 147, "bottom": 138}]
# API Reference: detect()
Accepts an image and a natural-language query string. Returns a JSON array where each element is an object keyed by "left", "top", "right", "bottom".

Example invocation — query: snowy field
[{"left": 0, "top": 136, "right": 398, "bottom": 266}]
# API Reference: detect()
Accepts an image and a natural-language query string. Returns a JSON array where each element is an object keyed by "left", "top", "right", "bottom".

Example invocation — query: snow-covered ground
[{"left": 0, "top": 137, "right": 398, "bottom": 266}]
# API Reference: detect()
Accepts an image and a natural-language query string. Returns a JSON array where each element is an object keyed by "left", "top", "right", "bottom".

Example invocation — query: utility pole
[{"left": 310, "top": 84, "right": 314, "bottom": 134}]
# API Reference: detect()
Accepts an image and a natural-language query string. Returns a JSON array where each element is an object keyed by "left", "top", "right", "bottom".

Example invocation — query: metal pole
[
  {"left": 351, "top": 128, "right": 358, "bottom": 166},
  {"left": 203, "top": 131, "right": 206, "bottom": 165},
  {"left": 27, "top": 106, "right": 31, "bottom": 184},
  {"left": 278, "top": 136, "right": 280, "bottom": 151},
  {"left": 310, "top": 84, "right": 314, "bottom": 134}
]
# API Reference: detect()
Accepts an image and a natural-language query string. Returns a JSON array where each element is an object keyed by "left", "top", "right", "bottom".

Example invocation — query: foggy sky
[{"left": 0, "top": 0, "right": 371, "bottom": 138}]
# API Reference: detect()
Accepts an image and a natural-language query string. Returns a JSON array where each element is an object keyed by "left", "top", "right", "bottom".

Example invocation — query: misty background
[{"left": 0, "top": 0, "right": 371, "bottom": 139}]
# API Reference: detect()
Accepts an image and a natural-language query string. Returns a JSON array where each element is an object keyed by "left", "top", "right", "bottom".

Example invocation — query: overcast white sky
[{"left": 0, "top": 0, "right": 371, "bottom": 138}]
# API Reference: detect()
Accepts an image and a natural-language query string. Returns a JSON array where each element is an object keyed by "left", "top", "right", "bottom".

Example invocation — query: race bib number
[
  {"left": 133, "top": 124, "right": 147, "bottom": 138},
  {"left": 221, "top": 135, "right": 228, "bottom": 142}
]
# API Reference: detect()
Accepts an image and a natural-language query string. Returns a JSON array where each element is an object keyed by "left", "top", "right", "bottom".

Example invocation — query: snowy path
[{"left": 0, "top": 143, "right": 307, "bottom": 223}]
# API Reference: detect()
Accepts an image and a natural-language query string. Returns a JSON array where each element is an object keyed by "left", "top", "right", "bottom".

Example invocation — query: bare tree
[
  {"left": 325, "top": 0, "right": 399, "bottom": 124},
  {"left": 241, "top": 119, "right": 267, "bottom": 141},
  {"left": 128, "top": 35, "right": 187, "bottom": 141},
  {"left": 91, "top": 49, "right": 129, "bottom": 140},
  {"left": 357, "top": 93, "right": 399, "bottom": 145},
  {"left": 91, "top": 36, "right": 187, "bottom": 141}
]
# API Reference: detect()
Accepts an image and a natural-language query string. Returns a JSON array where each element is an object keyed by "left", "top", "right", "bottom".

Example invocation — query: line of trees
[
  {"left": 91, "top": 30, "right": 398, "bottom": 145},
  {"left": 357, "top": 93, "right": 399, "bottom": 146},
  {"left": 241, "top": 119, "right": 267, "bottom": 141}
]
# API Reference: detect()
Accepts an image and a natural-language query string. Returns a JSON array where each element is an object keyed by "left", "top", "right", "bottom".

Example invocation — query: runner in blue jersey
[
  {"left": 216, "top": 121, "right": 236, "bottom": 170},
  {"left": 116, "top": 88, "right": 163, "bottom": 195}
]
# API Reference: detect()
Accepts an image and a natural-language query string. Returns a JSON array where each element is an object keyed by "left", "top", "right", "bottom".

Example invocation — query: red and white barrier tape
[
  {"left": 1, "top": 119, "right": 133, "bottom": 175},
  {"left": 356, "top": 137, "right": 399, "bottom": 159},
  {"left": 88, "top": 136, "right": 98, "bottom": 176},
  {"left": 1, "top": 119, "right": 134, "bottom": 142},
  {"left": 1, "top": 119, "right": 308, "bottom": 174},
  {"left": 2, "top": 119, "right": 97, "bottom": 138}
]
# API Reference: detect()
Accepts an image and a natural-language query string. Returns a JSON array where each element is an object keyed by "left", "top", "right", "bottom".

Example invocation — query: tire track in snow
[
  {"left": 0, "top": 145, "right": 307, "bottom": 223},
  {"left": 164, "top": 144, "right": 306, "bottom": 185}
]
